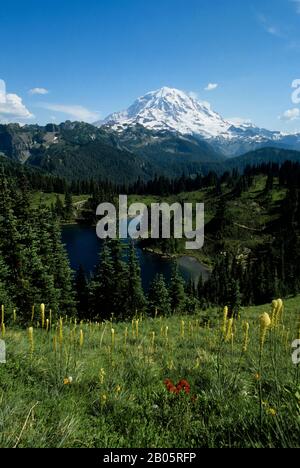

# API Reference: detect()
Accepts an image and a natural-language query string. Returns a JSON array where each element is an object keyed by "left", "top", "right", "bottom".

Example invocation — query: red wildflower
[
  {"left": 176, "top": 379, "right": 191, "bottom": 395},
  {"left": 164, "top": 379, "right": 178, "bottom": 394},
  {"left": 164, "top": 379, "right": 191, "bottom": 395}
]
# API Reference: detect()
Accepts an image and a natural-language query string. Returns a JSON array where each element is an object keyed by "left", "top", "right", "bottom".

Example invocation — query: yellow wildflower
[
  {"left": 260, "top": 313, "right": 271, "bottom": 350},
  {"left": 225, "top": 318, "right": 234, "bottom": 343},
  {"left": 99, "top": 368, "right": 106, "bottom": 385},
  {"left": 63, "top": 376, "right": 73, "bottom": 385},
  {"left": 222, "top": 306, "right": 228, "bottom": 337},
  {"left": 28, "top": 327, "right": 34, "bottom": 354},
  {"left": 40, "top": 303, "right": 45, "bottom": 328},
  {"left": 267, "top": 407, "right": 277, "bottom": 417},
  {"left": 79, "top": 329, "right": 84, "bottom": 348}
]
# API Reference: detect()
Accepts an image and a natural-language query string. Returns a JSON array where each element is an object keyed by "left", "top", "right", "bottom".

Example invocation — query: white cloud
[
  {"left": 204, "top": 83, "right": 218, "bottom": 91},
  {"left": 29, "top": 87, "right": 49, "bottom": 95},
  {"left": 279, "top": 108, "right": 300, "bottom": 121},
  {"left": 0, "top": 79, "right": 33, "bottom": 122},
  {"left": 39, "top": 103, "right": 101, "bottom": 122}
]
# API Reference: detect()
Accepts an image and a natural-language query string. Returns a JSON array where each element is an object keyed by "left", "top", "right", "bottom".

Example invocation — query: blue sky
[{"left": 1, "top": 0, "right": 300, "bottom": 132}]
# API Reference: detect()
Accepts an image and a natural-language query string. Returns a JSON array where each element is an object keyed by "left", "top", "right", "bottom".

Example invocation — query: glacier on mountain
[{"left": 95, "top": 87, "right": 300, "bottom": 157}]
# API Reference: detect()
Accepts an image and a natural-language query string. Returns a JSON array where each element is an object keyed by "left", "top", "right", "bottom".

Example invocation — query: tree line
[{"left": 2, "top": 160, "right": 300, "bottom": 322}]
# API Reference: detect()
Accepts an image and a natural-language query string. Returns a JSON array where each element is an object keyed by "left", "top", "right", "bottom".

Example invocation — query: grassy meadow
[
  {"left": 29, "top": 192, "right": 89, "bottom": 210},
  {"left": 0, "top": 297, "right": 300, "bottom": 448},
  {"left": 128, "top": 175, "right": 289, "bottom": 266}
]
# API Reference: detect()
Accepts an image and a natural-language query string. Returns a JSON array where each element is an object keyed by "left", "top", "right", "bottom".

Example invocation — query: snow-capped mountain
[
  {"left": 98, "top": 87, "right": 232, "bottom": 138},
  {"left": 96, "top": 87, "right": 300, "bottom": 157}
]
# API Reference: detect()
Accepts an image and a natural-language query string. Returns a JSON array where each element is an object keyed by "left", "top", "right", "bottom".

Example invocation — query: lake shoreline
[
  {"left": 141, "top": 247, "right": 212, "bottom": 271},
  {"left": 61, "top": 223, "right": 211, "bottom": 285}
]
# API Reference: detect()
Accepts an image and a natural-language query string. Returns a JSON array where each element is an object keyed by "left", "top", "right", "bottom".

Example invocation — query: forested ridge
[{"left": 1, "top": 159, "right": 300, "bottom": 322}]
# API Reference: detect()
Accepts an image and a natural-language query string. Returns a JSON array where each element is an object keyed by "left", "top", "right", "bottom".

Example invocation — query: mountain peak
[
  {"left": 98, "top": 86, "right": 232, "bottom": 138},
  {"left": 95, "top": 87, "right": 297, "bottom": 157},
  {"left": 147, "top": 86, "right": 190, "bottom": 100}
]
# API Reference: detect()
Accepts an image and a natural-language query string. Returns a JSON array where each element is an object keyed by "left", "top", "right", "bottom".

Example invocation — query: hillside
[
  {"left": 1, "top": 122, "right": 300, "bottom": 184},
  {"left": 0, "top": 121, "right": 221, "bottom": 182},
  {"left": 227, "top": 147, "right": 300, "bottom": 172},
  {"left": 130, "top": 173, "right": 287, "bottom": 261},
  {"left": 0, "top": 122, "right": 160, "bottom": 183},
  {"left": 0, "top": 296, "right": 299, "bottom": 448}
]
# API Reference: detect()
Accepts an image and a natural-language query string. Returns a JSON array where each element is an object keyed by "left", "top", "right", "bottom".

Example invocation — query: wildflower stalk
[
  {"left": 124, "top": 327, "right": 128, "bottom": 348},
  {"left": 111, "top": 328, "right": 115, "bottom": 351},
  {"left": 28, "top": 327, "right": 34, "bottom": 357},
  {"left": 225, "top": 318, "right": 234, "bottom": 343},
  {"left": 222, "top": 306, "right": 228, "bottom": 338},
  {"left": 79, "top": 329, "right": 84, "bottom": 348},
  {"left": 260, "top": 313, "right": 271, "bottom": 353},
  {"left": 151, "top": 331, "right": 155, "bottom": 350},
  {"left": 243, "top": 322, "right": 250, "bottom": 353},
  {"left": 276, "top": 299, "right": 284, "bottom": 326},
  {"left": 258, "top": 312, "right": 271, "bottom": 428},
  {"left": 135, "top": 320, "right": 139, "bottom": 339},
  {"left": 216, "top": 306, "right": 229, "bottom": 395},
  {"left": 271, "top": 300, "right": 278, "bottom": 329},
  {"left": 40, "top": 304, "right": 45, "bottom": 329},
  {"left": 59, "top": 317, "right": 63, "bottom": 348},
  {"left": 99, "top": 368, "right": 105, "bottom": 385},
  {"left": 165, "top": 326, "right": 169, "bottom": 345}
]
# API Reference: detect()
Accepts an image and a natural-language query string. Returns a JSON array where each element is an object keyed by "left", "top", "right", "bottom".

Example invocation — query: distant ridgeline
[{"left": 1, "top": 121, "right": 300, "bottom": 184}]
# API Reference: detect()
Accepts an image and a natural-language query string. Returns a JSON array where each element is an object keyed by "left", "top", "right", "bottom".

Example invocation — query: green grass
[
  {"left": 0, "top": 296, "right": 300, "bottom": 448},
  {"left": 129, "top": 176, "right": 288, "bottom": 265},
  {"left": 30, "top": 192, "right": 89, "bottom": 209}
]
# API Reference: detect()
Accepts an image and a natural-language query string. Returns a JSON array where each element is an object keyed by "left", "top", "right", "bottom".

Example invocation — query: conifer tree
[
  {"left": 90, "top": 240, "right": 115, "bottom": 320},
  {"left": 227, "top": 279, "right": 242, "bottom": 318},
  {"left": 169, "top": 264, "right": 186, "bottom": 313},
  {"left": 54, "top": 195, "right": 64, "bottom": 219},
  {"left": 64, "top": 191, "right": 73, "bottom": 221},
  {"left": 126, "top": 243, "right": 147, "bottom": 318},
  {"left": 110, "top": 239, "right": 129, "bottom": 319},
  {"left": 148, "top": 274, "right": 171, "bottom": 316}
]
